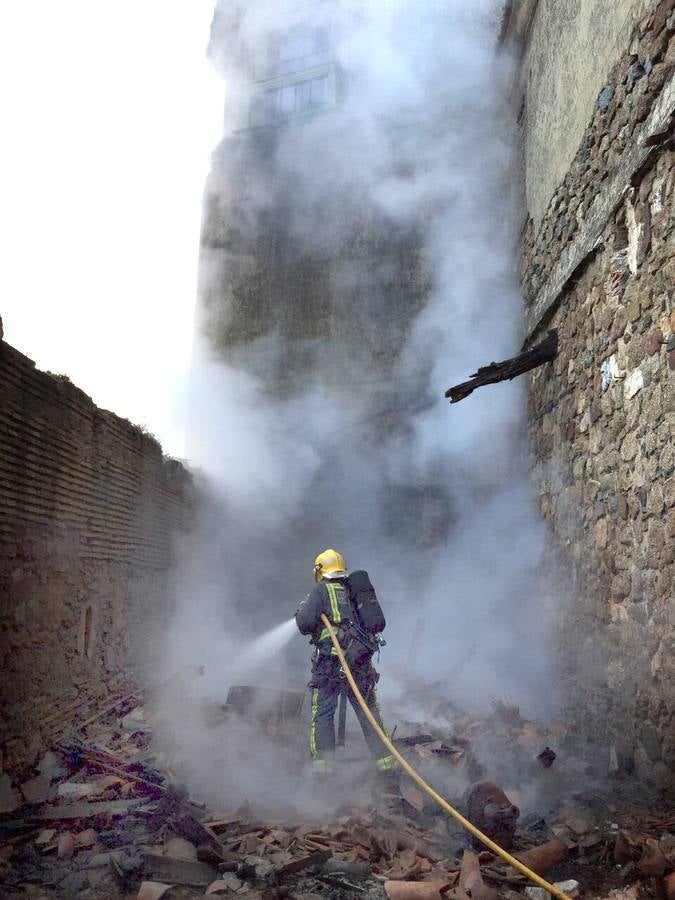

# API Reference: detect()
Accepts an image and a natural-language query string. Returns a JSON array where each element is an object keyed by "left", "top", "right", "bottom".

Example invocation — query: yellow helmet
[{"left": 313, "top": 548, "right": 347, "bottom": 582}]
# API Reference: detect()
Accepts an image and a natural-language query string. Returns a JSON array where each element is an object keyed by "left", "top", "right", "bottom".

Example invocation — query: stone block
[
  {"left": 650, "top": 631, "right": 675, "bottom": 680},
  {"left": 635, "top": 92, "right": 653, "bottom": 123},
  {"left": 611, "top": 573, "right": 631, "bottom": 599},
  {"left": 620, "top": 432, "right": 639, "bottom": 461},
  {"left": 645, "top": 328, "right": 664, "bottom": 355},
  {"left": 642, "top": 382, "right": 664, "bottom": 421},
  {"left": 652, "top": 761, "right": 673, "bottom": 791},
  {"left": 630, "top": 600, "right": 650, "bottom": 626},
  {"left": 644, "top": 429, "right": 658, "bottom": 455},
  {"left": 612, "top": 306, "right": 629, "bottom": 340},
  {"left": 664, "top": 477, "right": 675, "bottom": 508},
  {"left": 609, "top": 380, "right": 625, "bottom": 410},
  {"left": 594, "top": 518, "right": 609, "bottom": 550},
  {"left": 640, "top": 722, "right": 662, "bottom": 761},
  {"left": 656, "top": 566, "right": 673, "bottom": 597},
  {"left": 624, "top": 368, "right": 645, "bottom": 400},
  {"left": 617, "top": 493, "right": 629, "bottom": 519},
  {"left": 647, "top": 517, "right": 666, "bottom": 554}
]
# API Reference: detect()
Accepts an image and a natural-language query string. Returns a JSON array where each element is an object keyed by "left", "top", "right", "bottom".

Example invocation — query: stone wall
[
  {"left": 0, "top": 333, "right": 194, "bottom": 775},
  {"left": 521, "top": 2, "right": 675, "bottom": 789}
]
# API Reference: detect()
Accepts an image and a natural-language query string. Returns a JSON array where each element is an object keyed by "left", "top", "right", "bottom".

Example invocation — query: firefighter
[{"left": 295, "top": 548, "right": 398, "bottom": 779}]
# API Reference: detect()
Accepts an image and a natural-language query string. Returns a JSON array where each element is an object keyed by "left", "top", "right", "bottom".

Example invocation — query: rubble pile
[{"left": 0, "top": 691, "right": 673, "bottom": 899}]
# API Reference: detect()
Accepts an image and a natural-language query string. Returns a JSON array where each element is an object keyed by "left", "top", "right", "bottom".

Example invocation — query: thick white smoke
[{"left": 156, "top": 0, "right": 557, "bottom": 813}]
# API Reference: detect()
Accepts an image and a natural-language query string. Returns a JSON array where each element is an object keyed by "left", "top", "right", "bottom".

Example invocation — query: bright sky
[{"left": 0, "top": 2, "right": 224, "bottom": 458}]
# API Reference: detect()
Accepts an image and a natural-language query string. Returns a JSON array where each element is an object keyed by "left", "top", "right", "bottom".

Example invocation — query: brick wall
[
  {"left": 0, "top": 333, "right": 194, "bottom": 773},
  {"left": 521, "top": 3, "right": 675, "bottom": 789}
]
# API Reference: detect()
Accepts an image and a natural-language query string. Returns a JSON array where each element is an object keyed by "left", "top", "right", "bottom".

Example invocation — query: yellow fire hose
[{"left": 320, "top": 614, "right": 571, "bottom": 900}]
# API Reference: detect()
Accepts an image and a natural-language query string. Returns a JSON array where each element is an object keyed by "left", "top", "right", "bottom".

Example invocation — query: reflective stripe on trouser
[
  {"left": 309, "top": 683, "right": 339, "bottom": 765},
  {"left": 376, "top": 753, "right": 397, "bottom": 771},
  {"left": 308, "top": 666, "right": 398, "bottom": 771},
  {"left": 309, "top": 688, "right": 320, "bottom": 758},
  {"left": 369, "top": 695, "right": 399, "bottom": 772}
]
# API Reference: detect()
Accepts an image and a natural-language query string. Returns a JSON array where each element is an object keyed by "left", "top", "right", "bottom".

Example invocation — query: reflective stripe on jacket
[{"left": 295, "top": 578, "right": 353, "bottom": 655}]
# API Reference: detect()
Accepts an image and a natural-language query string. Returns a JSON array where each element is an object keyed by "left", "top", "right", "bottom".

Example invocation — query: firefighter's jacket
[{"left": 295, "top": 578, "right": 353, "bottom": 659}]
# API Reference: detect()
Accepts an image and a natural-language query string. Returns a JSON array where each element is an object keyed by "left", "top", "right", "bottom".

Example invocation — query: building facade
[
  {"left": 502, "top": 0, "right": 674, "bottom": 788},
  {"left": 200, "top": 9, "right": 428, "bottom": 406}
]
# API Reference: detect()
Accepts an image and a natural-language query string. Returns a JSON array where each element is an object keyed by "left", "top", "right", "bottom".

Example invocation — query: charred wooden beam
[{"left": 444, "top": 329, "right": 558, "bottom": 404}]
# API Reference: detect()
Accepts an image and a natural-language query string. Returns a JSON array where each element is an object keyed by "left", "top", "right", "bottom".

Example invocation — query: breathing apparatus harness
[{"left": 316, "top": 571, "right": 386, "bottom": 669}]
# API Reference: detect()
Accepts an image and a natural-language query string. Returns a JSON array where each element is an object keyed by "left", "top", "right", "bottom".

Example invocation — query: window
[{"left": 249, "top": 75, "right": 330, "bottom": 126}]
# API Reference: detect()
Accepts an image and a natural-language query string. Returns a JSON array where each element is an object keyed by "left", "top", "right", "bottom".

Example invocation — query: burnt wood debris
[{"left": 445, "top": 330, "right": 559, "bottom": 403}]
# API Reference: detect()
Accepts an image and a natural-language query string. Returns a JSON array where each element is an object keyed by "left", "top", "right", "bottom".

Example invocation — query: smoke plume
[{"left": 156, "top": 0, "right": 557, "bottom": 813}]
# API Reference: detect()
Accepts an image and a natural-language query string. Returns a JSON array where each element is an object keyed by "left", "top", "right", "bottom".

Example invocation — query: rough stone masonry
[{"left": 520, "top": 2, "right": 675, "bottom": 789}]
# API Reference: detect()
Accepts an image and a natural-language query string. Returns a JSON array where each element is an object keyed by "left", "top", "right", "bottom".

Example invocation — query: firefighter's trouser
[{"left": 308, "top": 659, "right": 397, "bottom": 774}]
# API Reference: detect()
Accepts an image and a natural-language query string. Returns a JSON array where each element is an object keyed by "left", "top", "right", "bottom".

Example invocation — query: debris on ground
[
  {"left": 466, "top": 782, "right": 520, "bottom": 851},
  {"left": 0, "top": 689, "right": 672, "bottom": 898}
]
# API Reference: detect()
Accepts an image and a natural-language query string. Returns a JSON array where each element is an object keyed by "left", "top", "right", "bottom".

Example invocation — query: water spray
[{"left": 229, "top": 618, "right": 297, "bottom": 673}]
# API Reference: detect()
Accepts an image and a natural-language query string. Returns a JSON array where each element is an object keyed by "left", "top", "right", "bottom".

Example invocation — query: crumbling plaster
[{"left": 513, "top": 0, "right": 653, "bottom": 230}]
